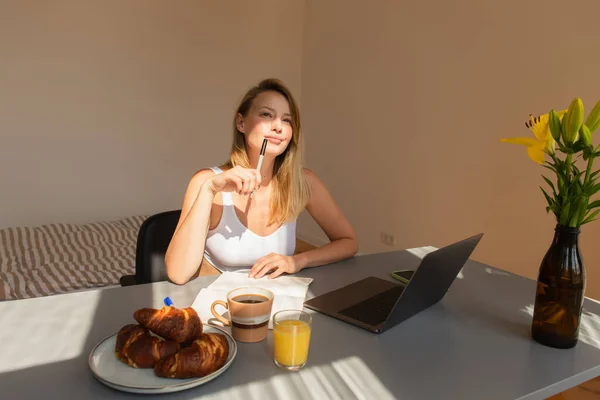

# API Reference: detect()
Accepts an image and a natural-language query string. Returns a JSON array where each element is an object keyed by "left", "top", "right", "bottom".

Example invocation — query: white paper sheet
[{"left": 191, "top": 271, "right": 313, "bottom": 330}]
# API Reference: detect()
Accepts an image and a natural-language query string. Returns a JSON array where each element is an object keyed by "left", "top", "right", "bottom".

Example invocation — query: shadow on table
[
  {"left": 447, "top": 261, "right": 600, "bottom": 398},
  {"left": 3, "top": 251, "right": 600, "bottom": 399},
  {"left": 0, "top": 275, "right": 397, "bottom": 399},
  {"left": 456, "top": 260, "right": 600, "bottom": 349}
]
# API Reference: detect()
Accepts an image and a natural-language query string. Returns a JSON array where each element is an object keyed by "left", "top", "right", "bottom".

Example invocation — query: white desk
[{"left": 1, "top": 248, "right": 600, "bottom": 399}]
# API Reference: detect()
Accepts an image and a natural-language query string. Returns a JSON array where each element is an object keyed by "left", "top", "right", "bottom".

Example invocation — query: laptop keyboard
[{"left": 338, "top": 285, "right": 405, "bottom": 326}]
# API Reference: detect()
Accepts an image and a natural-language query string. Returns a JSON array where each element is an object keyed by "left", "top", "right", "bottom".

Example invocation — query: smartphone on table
[{"left": 391, "top": 269, "right": 415, "bottom": 286}]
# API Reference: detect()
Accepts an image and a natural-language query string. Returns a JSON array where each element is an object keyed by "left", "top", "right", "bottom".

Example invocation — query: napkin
[{"left": 191, "top": 271, "right": 313, "bottom": 329}]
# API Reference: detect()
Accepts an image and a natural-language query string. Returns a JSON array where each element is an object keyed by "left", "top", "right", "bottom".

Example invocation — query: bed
[{"left": 0, "top": 215, "right": 148, "bottom": 301}]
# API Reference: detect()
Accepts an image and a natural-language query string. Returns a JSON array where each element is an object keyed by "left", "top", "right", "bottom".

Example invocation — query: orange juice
[{"left": 273, "top": 319, "right": 311, "bottom": 368}]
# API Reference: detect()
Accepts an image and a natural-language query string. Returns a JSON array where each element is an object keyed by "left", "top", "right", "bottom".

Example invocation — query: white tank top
[{"left": 203, "top": 166, "right": 297, "bottom": 272}]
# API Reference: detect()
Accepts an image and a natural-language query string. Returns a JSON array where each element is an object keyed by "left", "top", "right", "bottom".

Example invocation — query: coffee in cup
[{"left": 210, "top": 287, "right": 274, "bottom": 343}]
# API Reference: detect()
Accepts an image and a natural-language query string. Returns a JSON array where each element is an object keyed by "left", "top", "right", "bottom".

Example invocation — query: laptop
[{"left": 303, "top": 233, "right": 483, "bottom": 333}]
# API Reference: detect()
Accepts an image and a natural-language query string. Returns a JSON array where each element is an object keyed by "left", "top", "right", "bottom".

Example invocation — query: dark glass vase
[{"left": 531, "top": 224, "right": 586, "bottom": 349}]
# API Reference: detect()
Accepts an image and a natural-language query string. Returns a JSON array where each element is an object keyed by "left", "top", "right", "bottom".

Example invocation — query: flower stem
[
  {"left": 563, "top": 153, "right": 573, "bottom": 226},
  {"left": 564, "top": 153, "right": 572, "bottom": 195},
  {"left": 584, "top": 155, "right": 595, "bottom": 187}
]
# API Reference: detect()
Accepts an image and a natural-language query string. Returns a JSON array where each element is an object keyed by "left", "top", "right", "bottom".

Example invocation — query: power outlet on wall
[{"left": 380, "top": 232, "right": 395, "bottom": 246}]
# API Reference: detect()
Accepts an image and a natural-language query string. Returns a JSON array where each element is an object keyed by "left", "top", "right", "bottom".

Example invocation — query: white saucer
[{"left": 88, "top": 325, "right": 237, "bottom": 394}]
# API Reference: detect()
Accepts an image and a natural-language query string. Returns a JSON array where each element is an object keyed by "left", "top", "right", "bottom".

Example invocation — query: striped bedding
[{"left": 0, "top": 215, "right": 148, "bottom": 301}]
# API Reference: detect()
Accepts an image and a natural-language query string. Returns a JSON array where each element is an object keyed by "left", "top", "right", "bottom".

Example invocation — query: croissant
[
  {"left": 133, "top": 306, "right": 203, "bottom": 343},
  {"left": 154, "top": 333, "right": 229, "bottom": 379},
  {"left": 115, "top": 324, "right": 179, "bottom": 368}
]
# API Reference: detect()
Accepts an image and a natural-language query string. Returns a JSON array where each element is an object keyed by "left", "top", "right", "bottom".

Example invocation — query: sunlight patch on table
[
  {"left": 198, "top": 356, "right": 395, "bottom": 400},
  {"left": 484, "top": 267, "right": 512, "bottom": 277},
  {"left": 522, "top": 304, "right": 600, "bottom": 349},
  {"left": 406, "top": 246, "right": 438, "bottom": 260},
  {"left": 0, "top": 290, "right": 100, "bottom": 374}
]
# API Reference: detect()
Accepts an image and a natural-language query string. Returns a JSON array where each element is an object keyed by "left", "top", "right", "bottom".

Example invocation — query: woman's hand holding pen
[
  {"left": 205, "top": 166, "right": 262, "bottom": 196},
  {"left": 205, "top": 138, "right": 268, "bottom": 197}
]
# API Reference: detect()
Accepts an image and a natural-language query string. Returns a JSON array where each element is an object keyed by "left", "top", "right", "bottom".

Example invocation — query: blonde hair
[{"left": 223, "top": 78, "right": 310, "bottom": 226}]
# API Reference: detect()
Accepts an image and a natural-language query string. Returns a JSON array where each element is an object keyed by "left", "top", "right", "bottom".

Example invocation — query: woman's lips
[{"left": 264, "top": 136, "right": 283, "bottom": 145}]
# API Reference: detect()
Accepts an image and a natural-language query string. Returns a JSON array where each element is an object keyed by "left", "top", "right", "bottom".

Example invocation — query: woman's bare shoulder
[
  {"left": 182, "top": 167, "right": 224, "bottom": 206},
  {"left": 302, "top": 167, "right": 322, "bottom": 186},
  {"left": 186, "top": 168, "right": 216, "bottom": 188}
]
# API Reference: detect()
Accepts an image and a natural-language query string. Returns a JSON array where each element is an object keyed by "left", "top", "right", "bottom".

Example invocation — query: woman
[{"left": 165, "top": 78, "right": 358, "bottom": 285}]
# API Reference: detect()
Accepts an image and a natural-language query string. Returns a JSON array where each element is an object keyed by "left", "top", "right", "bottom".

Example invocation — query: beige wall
[
  {"left": 3, "top": 0, "right": 599, "bottom": 299},
  {"left": 296, "top": 0, "right": 600, "bottom": 299},
  {"left": 0, "top": 0, "right": 304, "bottom": 228}
]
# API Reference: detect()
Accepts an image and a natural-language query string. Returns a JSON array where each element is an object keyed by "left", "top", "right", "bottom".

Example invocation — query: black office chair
[{"left": 120, "top": 210, "right": 181, "bottom": 286}]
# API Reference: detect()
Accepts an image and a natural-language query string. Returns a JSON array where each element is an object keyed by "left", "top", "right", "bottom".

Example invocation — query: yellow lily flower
[{"left": 500, "top": 110, "right": 566, "bottom": 164}]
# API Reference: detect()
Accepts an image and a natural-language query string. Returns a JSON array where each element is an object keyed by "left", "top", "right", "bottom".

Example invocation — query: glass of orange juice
[{"left": 273, "top": 310, "right": 312, "bottom": 371}]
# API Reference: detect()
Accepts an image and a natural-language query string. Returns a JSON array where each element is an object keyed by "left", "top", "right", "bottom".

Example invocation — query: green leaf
[
  {"left": 540, "top": 187, "right": 554, "bottom": 207},
  {"left": 557, "top": 174, "right": 566, "bottom": 193},
  {"left": 583, "top": 149, "right": 591, "bottom": 161},
  {"left": 582, "top": 209, "right": 600, "bottom": 225},
  {"left": 559, "top": 145, "right": 575, "bottom": 154},
  {"left": 590, "top": 183, "right": 600, "bottom": 196},
  {"left": 543, "top": 163, "right": 558, "bottom": 174},
  {"left": 583, "top": 197, "right": 591, "bottom": 225},
  {"left": 541, "top": 175, "right": 557, "bottom": 196},
  {"left": 571, "top": 167, "right": 585, "bottom": 183},
  {"left": 570, "top": 208, "right": 582, "bottom": 227},
  {"left": 575, "top": 197, "right": 589, "bottom": 226},
  {"left": 585, "top": 171, "right": 598, "bottom": 191},
  {"left": 571, "top": 141, "right": 587, "bottom": 154},
  {"left": 546, "top": 204, "right": 560, "bottom": 218},
  {"left": 588, "top": 200, "right": 600, "bottom": 210},
  {"left": 567, "top": 173, "right": 584, "bottom": 197},
  {"left": 551, "top": 155, "right": 563, "bottom": 166},
  {"left": 590, "top": 170, "right": 600, "bottom": 181},
  {"left": 560, "top": 202, "right": 571, "bottom": 225},
  {"left": 585, "top": 179, "right": 596, "bottom": 192}
]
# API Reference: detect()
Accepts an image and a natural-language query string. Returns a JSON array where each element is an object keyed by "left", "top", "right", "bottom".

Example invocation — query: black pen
[{"left": 250, "top": 138, "right": 268, "bottom": 199}]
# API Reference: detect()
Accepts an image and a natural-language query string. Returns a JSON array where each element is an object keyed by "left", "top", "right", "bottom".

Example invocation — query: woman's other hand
[{"left": 248, "top": 253, "right": 300, "bottom": 279}]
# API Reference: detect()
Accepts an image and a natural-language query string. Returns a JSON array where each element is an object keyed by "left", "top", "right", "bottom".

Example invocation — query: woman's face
[{"left": 237, "top": 90, "right": 293, "bottom": 158}]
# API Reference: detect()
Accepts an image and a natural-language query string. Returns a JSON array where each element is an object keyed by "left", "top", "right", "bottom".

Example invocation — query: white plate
[{"left": 88, "top": 325, "right": 237, "bottom": 394}]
